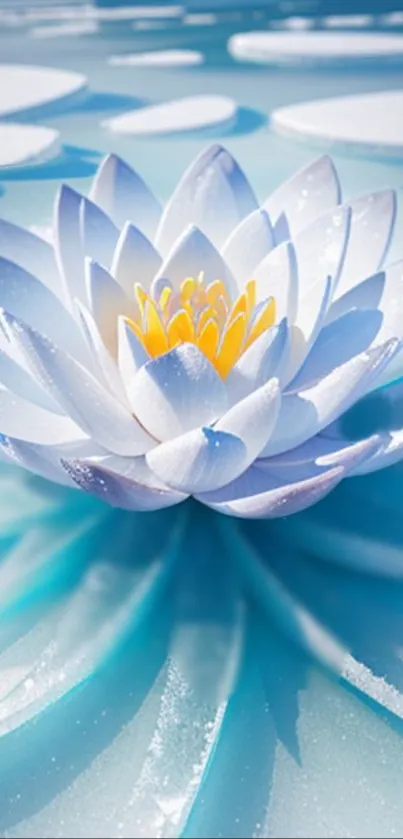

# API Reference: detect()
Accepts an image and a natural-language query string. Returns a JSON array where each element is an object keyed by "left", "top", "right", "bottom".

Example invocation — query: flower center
[{"left": 126, "top": 275, "right": 276, "bottom": 378}]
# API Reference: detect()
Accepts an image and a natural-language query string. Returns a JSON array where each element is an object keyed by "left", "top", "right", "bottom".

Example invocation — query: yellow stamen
[
  {"left": 246, "top": 280, "right": 256, "bottom": 313},
  {"left": 159, "top": 286, "right": 172, "bottom": 315},
  {"left": 167, "top": 308, "right": 195, "bottom": 348},
  {"left": 206, "top": 279, "right": 229, "bottom": 308},
  {"left": 215, "top": 294, "right": 228, "bottom": 329},
  {"left": 125, "top": 317, "right": 146, "bottom": 348},
  {"left": 198, "top": 318, "right": 219, "bottom": 363},
  {"left": 143, "top": 300, "right": 169, "bottom": 356},
  {"left": 134, "top": 283, "right": 148, "bottom": 315},
  {"left": 227, "top": 292, "right": 248, "bottom": 325},
  {"left": 245, "top": 297, "right": 276, "bottom": 350},
  {"left": 215, "top": 312, "right": 246, "bottom": 378},
  {"left": 180, "top": 277, "right": 197, "bottom": 304},
  {"left": 197, "top": 306, "right": 216, "bottom": 336}
]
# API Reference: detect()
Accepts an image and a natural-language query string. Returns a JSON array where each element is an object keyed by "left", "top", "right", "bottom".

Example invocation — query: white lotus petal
[
  {"left": 263, "top": 155, "right": 341, "bottom": 243},
  {"left": 0, "top": 218, "right": 62, "bottom": 300},
  {"left": 111, "top": 222, "right": 161, "bottom": 296},
  {"left": 155, "top": 224, "right": 236, "bottom": 296},
  {"left": 0, "top": 349, "right": 63, "bottom": 414},
  {"left": 254, "top": 240, "right": 298, "bottom": 318},
  {"left": 261, "top": 340, "right": 399, "bottom": 457},
  {"left": 0, "top": 434, "right": 76, "bottom": 486},
  {"left": 0, "top": 255, "right": 88, "bottom": 365},
  {"left": 335, "top": 190, "right": 397, "bottom": 299},
  {"left": 221, "top": 208, "right": 274, "bottom": 287},
  {"left": 261, "top": 433, "right": 382, "bottom": 477},
  {"left": 2, "top": 311, "right": 153, "bottom": 456},
  {"left": 85, "top": 258, "right": 135, "bottom": 356},
  {"left": 290, "top": 309, "right": 383, "bottom": 391},
  {"left": 54, "top": 184, "right": 86, "bottom": 306},
  {"left": 76, "top": 301, "right": 129, "bottom": 405},
  {"left": 352, "top": 429, "right": 403, "bottom": 475},
  {"left": 128, "top": 343, "right": 228, "bottom": 441},
  {"left": 366, "top": 260, "right": 403, "bottom": 388},
  {"left": 217, "top": 378, "right": 281, "bottom": 459},
  {"left": 155, "top": 144, "right": 258, "bottom": 255},
  {"left": 0, "top": 388, "right": 86, "bottom": 445},
  {"left": 326, "top": 271, "right": 385, "bottom": 324},
  {"left": 63, "top": 457, "right": 185, "bottom": 510},
  {"left": 226, "top": 319, "right": 289, "bottom": 403},
  {"left": 117, "top": 317, "right": 149, "bottom": 399},
  {"left": 197, "top": 463, "right": 345, "bottom": 518},
  {"left": 89, "top": 153, "right": 161, "bottom": 237},
  {"left": 281, "top": 277, "right": 333, "bottom": 386},
  {"left": 80, "top": 196, "right": 119, "bottom": 269},
  {"left": 295, "top": 204, "right": 351, "bottom": 301}
]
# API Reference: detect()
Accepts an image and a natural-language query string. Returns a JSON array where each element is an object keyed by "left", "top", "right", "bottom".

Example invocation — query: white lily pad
[
  {"left": 103, "top": 95, "right": 237, "bottom": 136},
  {"left": 0, "top": 64, "right": 87, "bottom": 119},
  {"left": 228, "top": 31, "right": 403, "bottom": 67},
  {"left": 0, "top": 124, "right": 60, "bottom": 170},
  {"left": 108, "top": 49, "right": 204, "bottom": 67},
  {"left": 272, "top": 90, "right": 403, "bottom": 160}
]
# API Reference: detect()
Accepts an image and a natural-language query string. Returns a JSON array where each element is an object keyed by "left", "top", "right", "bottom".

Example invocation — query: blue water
[{"left": 1, "top": 5, "right": 403, "bottom": 838}]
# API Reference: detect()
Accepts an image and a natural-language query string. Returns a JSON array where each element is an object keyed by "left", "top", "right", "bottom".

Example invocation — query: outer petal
[
  {"left": 155, "top": 144, "right": 258, "bottom": 255},
  {"left": 197, "top": 463, "right": 345, "bottom": 518},
  {"left": 0, "top": 218, "right": 61, "bottom": 300},
  {"left": 326, "top": 271, "right": 385, "bottom": 324},
  {"left": 0, "top": 256, "right": 89, "bottom": 366},
  {"left": 0, "top": 349, "right": 63, "bottom": 414},
  {"left": 111, "top": 222, "right": 161, "bottom": 296},
  {"left": 0, "top": 434, "right": 79, "bottom": 487},
  {"left": 226, "top": 319, "right": 289, "bottom": 402},
  {"left": 80, "top": 196, "right": 119, "bottom": 269},
  {"left": 155, "top": 225, "right": 236, "bottom": 296},
  {"left": 288, "top": 309, "right": 383, "bottom": 392},
  {"left": 254, "top": 240, "right": 298, "bottom": 318},
  {"left": 85, "top": 259, "right": 135, "bottom": 356},
  {"left": 62, "top": 457, "right": 185, "bottom": 511},
  {"left": 54, "top": 184, "right": 86, "bottom": 306},
  {"left": 294, "top": 204, "right": 351, "bottom": 306},
  {"left": 260, "top": 433, "right": 382, "bottom": 478},
  {"left": 334, "top": 190, "right": 396, "bottom": 299},
  {"left": 260, "top": 340, "right": 399, "bottom": 457},
  {"left": 147, "top": 379, "right": 280, "bottom": 493},
  {"left": 221, "top": 209, "right": 274, "bottom": 287},
  {"left": 263, "top": 155, "right": 341, "bottom": 243},
  {"left": 2, "top": 311, "right": 154, "bottom": 456},
  {"left": 128, "top": 343, "right": 228, "bottom": 441},
  {"left": 89, "top": 153, "right": 161, "bottom": 237},
  {"left": 0, "top": 388, "right": 86, "bottom": 445},
  {"left": 365, "top": 261, "right": 403, "bottom": 389}
]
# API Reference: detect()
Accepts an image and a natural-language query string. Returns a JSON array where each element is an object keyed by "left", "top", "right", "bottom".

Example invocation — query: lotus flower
[{"left": 0, "top": 144, "right": 402, "bottom": 517}]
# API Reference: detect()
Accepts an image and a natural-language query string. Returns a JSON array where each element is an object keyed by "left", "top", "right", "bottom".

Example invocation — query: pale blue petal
[
  {"left": 0, "top": 435, "right": 76, "bottom": 486},
  {"left": 295, "top": 204, "right": 351, "bottom": 302},
  {"left": 335, "top": 189, "right": 397, "bottom": 299},
  {"left": 54, "top": 184, "right": 86, "bottom": 306},
  {"left": 226, "top": 318, "right": 289, "bottom": 403},
  {"left": 89, "top": 153, "right": 161, "bottom": 237},
  {"left": 0, "top": 256, "right": 88, "bottom": 365},
  {"left": 63, "top": 458, "right": 186, "bottom": 510},
  {"left": 363, "top": 261, "right": 403, "bottom": 389},
  {"left": 254, "top": 240, "right": 298, "bottom": 318},
  {"left": 80, "top": 196, "right": 119, "bottom": 269},
  {"left": 155, "top": 224, "right": 236, "bottom": 297},
  {"left": 289, "top": 309, "right": 383, "bottom": 392},
  {"left": 221, "top": 208, "right": 274, "bottom": 287},
  {"left": 2, "top": 311, "right": 153, "bottom": 456},
  {"left": 260, "top": 434, "right": 382, "bottom": 478},
  {"left": 326, "top": 270, "right": 385, "bottom": 324},
  {"left": 0, "top": 217, "right": 62, "bottom": 300},
  {"left": 147, "top": 379, "right": 281, "bottom": 493},
  {"left": 155, "top": 144, "right": 258, "bottom": 255},
  {"left": 263, "top": 155, "right": 341, "bottom": 243},
  {"left": 117, "top": 316, "right": 149, "bottom": 401},
  {"left": 0, "top": 349, "right": 63, "bottom": 414},
  {"left": 85, "top": 258, "right": 135, "bottom": 357},
  {"left": 76, "top": 301, "right": 129, "bottom": 405},
  {"left": 261, "top": 340, "right": 399, "bottom": 458},
  {"left": 128, "top": 343, "right": 228, "bottom": 440},
  {"left": 0, "top": 388, "right": 86, "bottom": 445},
  {"left": 111, "top": 222, "right": 161, "bottom": 296}
]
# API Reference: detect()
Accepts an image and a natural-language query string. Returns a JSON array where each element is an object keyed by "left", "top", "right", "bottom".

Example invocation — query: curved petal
[
  {"left": 335, "top": 190, "right": 397, "bottom": 299},
  {"left": 226, "top": 318, "right": 289, "bottom": 403},
  {"left": 0, "top": 434, "right": 76, "bottom": 486},
  {"left": 290, "top": 309, "right": 383, "bottom": 392},
  {"left": 62, "top": 457, "right": 185, "bottom": 511},
  {"left": 0, "top": 218, "right": 62, "bottom": 300},
  {"left": 0, "top": 255, "right": 89, "bottom": 365},
  {"left": 54, "top": 184, "right": 86, "bottom": 307},
  {"left": 89, "top": 154, "right": 161, "bottom": 237},
  {"left": 128, "top": 343, "right": 228, "bottom": 441},
  {"left": 155, "top": 225, "right": 236, "bottom": 297},
  {"left": 221, "top": 209, "right": 274, "bottom": 287},
  {"left": 0, "top": 388, "right": 86, "bottom": 445},
  {"left": 85, "top": 259, "right": 135, "bottom": 357},
  {"left": 365, "top": 261, "right": 403, "bottom": 389},
  {"left": 117, "top": 317, "right": 149, "bottom": 398},
  {"left": 111, "top": 222, "right": 161, "bottom": 296},
  {"left": 326, "top": 271, "right": 385, "bottom": 324},
  {"left": 260, "top": 433, "right": 382, "bottom": 478},
  {"left": 261, "top": 340, "right": 399, "bottom": 458},
  {"left": 295, "top": 204, "right": 351, "bottom": 302},
  {"left": 197, "top": 463, "right": 345, "bottom": 518},
  {"left": 0, "top": 349, "right": 63, "bottom": 414},
  {"left": 147, "top": 379, "right": 281, "bottom": 493},
  {"left": 155, "top": 144, "right": 258, "bottom": 255},
  {"left": 263, "top": 155, "right": 341, "bottom": 244},
  {"left": 76, "top": 301, "right": 129, "bottom": 405},
  {"left": 254, "top": 240, "right": 298, "bottom": 318},
  {"left": 2, "top": 311, "right": 154, "bottom": 456},
  {"left": 80, "top": 196, "right": 119, "bottom": 269}
]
